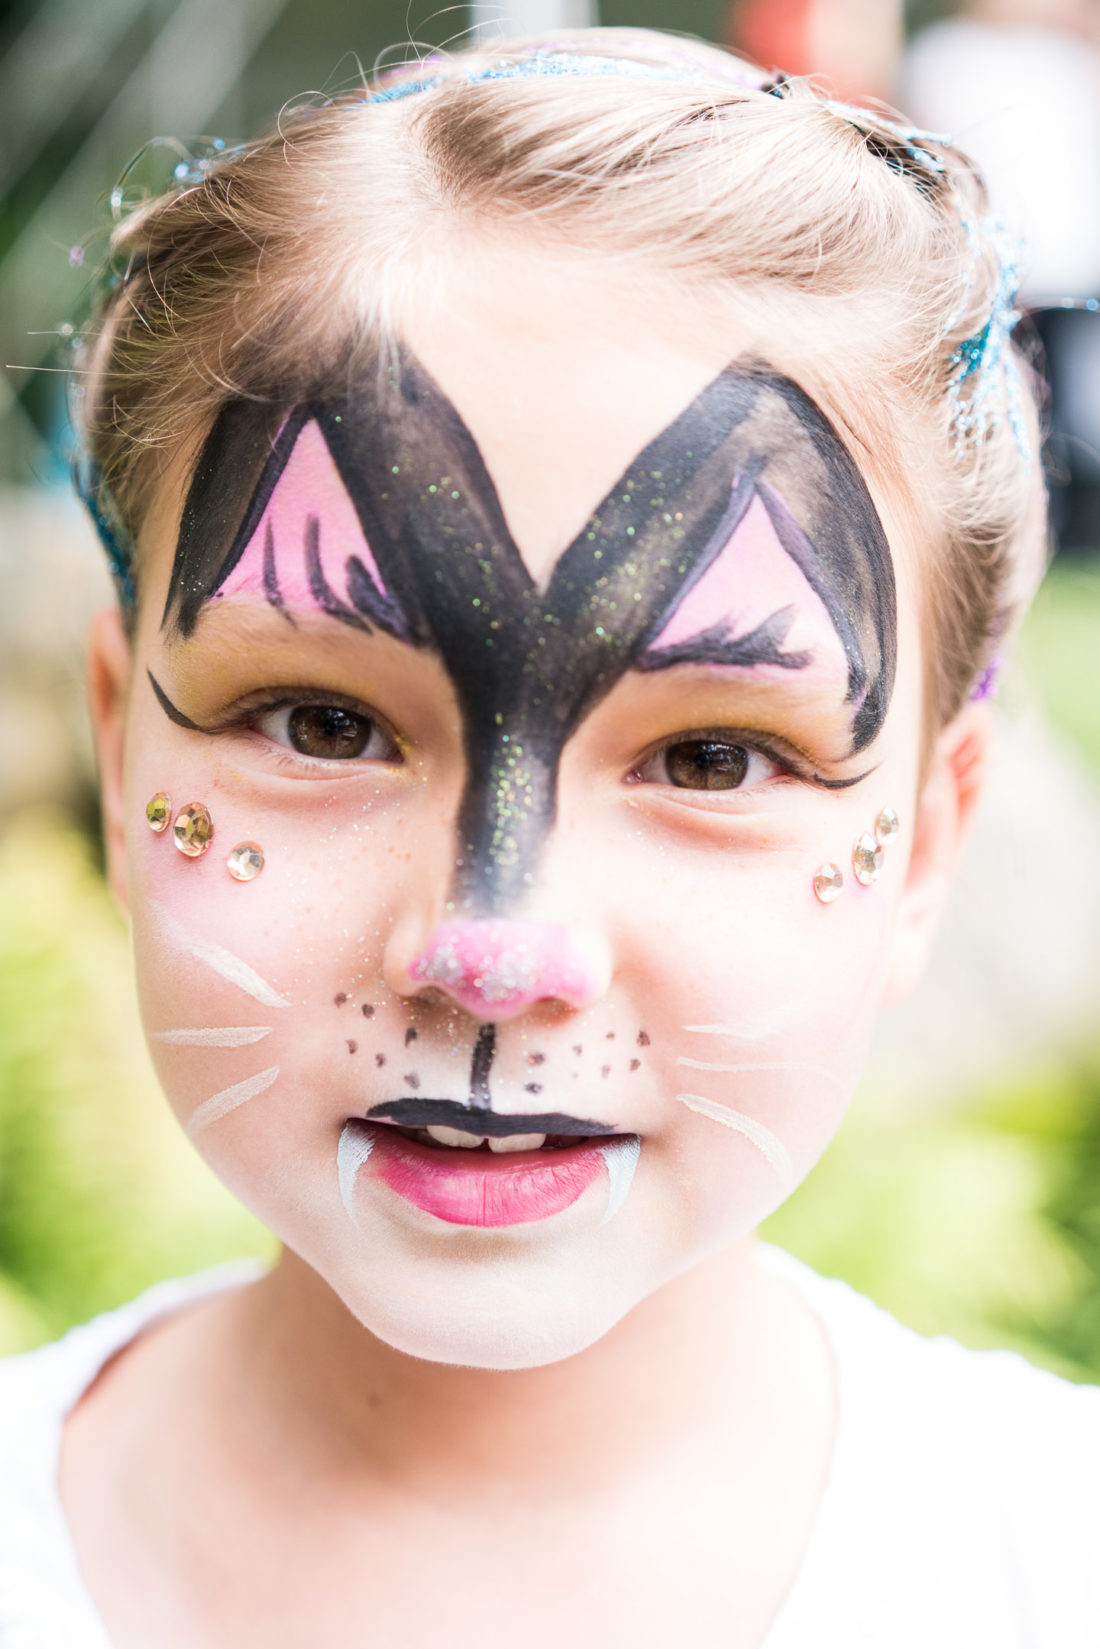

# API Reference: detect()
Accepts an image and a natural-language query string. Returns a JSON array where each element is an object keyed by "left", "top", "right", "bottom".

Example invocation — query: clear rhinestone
[
  {"left": 173, "top": 802, "right": 214, "bottom": 858},
  {"left": 874, "top": 806, "right": 900, "bottom": 846},
  {"left": 226, "top": 841, "right": 264, "bottom": 882},
  {"left": 145, "top": 792, "right": 171, "bottom": 833},
  {"left": 852, "top": 831, "right": 884, "bottom": 886},
  {"left": 813, "top": 862, "right": 844, "bottom": 904}
]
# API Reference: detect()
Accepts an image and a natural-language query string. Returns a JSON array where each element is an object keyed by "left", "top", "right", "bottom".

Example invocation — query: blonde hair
[{"left": 76, "top": 26, "right": 1046, "bottom": 731}]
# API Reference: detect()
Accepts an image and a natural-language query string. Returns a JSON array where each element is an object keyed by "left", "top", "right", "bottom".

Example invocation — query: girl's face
[{"left": 98, "top": 252, "right": 942, "bottom": 1369}]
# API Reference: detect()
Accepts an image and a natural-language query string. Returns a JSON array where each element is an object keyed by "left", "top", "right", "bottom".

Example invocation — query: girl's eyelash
[
  {"left": 207, "top": 687, "right": 383, "bottom": 733},
  {"left": 635, "top": 727, "right": 869, "bottom": 792}
]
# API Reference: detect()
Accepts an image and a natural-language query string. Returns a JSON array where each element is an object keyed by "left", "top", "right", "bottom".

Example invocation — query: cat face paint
[{"left": 161, "top": 350, "right": 896, "bottom": 912}]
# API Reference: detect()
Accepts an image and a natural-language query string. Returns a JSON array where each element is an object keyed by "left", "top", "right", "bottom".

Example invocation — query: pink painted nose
[{"left": 408, "top": 920, "right": 606, "bottom": 1018}]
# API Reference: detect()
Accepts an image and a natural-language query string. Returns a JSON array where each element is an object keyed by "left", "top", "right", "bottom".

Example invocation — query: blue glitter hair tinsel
[
  {"left": 73, "top": 452, "right": 137, "bottom": 608},
  {"left": 947, "top": 219, "right": 1028, "bottom": 461},
  {"left": 368, "top": 47, "right": 763, "bottom": 103}
]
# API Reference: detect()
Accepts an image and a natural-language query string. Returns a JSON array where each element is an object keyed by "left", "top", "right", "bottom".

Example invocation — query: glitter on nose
[{"left": 409, "top": 921, "right": 599, "bottom": 1014}]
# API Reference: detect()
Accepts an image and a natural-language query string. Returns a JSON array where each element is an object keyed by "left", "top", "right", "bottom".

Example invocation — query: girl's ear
[
  {"left": 881, "top": 699, "right": 992, "bottom": 1007},
  {"left": 87, "top": 606, "right": 132, "bottom": 913}
]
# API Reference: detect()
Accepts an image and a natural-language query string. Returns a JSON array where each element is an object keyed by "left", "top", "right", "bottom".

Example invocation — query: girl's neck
[{"left": 214, "top": 1236, "right": 812, "bottom": 1502}]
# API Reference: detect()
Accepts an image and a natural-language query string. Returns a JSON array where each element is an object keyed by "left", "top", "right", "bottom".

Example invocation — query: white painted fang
[
  {"left": 153, "top": 903, "right": 292, "bottom": 1009},
  {"left": 186, "top": 1066, "right": 280, "bottom": 1138},
  {"left": 674, "top": 1093, "right": 793, "bottom": 1180},
  {"left": 676, "top": 1056, "right": 846, "bottom": 1095},
  {"left": 153, "top": 1026, "right": 273, "bottom": 1048},
  {"left": 338, "top": 1122, "right": 375, "bottom": 1223},
  {"left": 596, "top": 1134, "right": 641, "bottom": 1227}
]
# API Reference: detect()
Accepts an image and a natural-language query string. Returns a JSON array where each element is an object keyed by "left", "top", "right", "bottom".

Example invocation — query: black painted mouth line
[{"left": 364, "top": 1099, "right": 616, "bottom": 1137}]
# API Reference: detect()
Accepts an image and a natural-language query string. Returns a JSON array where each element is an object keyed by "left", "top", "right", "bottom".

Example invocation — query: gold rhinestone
[
  {"left": 173, "top": 802, "right": 214, "bottom": 858},
  {"left": 874, "top": 806, "right": 900, "bottom": 846},
  {"left": 145, "top": 792, "right": 171, "bottom": 833},
  {"left": 813, "top": 863, "right": 844, "bottom": 904},
  {"left": 227, "top": 842, "right": 264, "bottom": 882},
  {"left": 852, "top": 831, "right": 884, "bottom": 886}
]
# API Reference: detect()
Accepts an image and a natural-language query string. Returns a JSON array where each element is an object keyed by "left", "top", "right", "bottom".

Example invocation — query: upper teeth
[
  {"left": 423, "top": 1125, "right": 547, "bottom": 1152},
  {"left": 425, "top": 1125, "right": 485, "bottom": 1148}
]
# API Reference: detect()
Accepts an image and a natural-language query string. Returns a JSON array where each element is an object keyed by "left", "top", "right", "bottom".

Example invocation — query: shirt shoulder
[
  {"left": 759, "top": 1244, "right": 1100, "bottom": 1649},
  {"left": 0, "top": 1263, "right": 262, "bottom": 1649}
]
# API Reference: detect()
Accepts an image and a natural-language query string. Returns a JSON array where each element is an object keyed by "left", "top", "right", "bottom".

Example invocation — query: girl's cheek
[
  {"left": 126, "top": 768, "right": 424, "bottom": 1140},
  {"left": 621, "top": 833, "right": 900, "bottom": 1230}
]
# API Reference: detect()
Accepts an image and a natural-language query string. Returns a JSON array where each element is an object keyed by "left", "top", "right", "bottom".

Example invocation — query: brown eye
[
  {"left": 287, "top": 705, "right": 375, "bottom": 759},
  {"left": 663, "top": 740, "right": 750, "bottom": 790}
]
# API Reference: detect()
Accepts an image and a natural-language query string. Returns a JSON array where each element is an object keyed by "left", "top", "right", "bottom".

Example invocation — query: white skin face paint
[{"left": 113, "top": 249, "right": 930, "bottom": 1370}]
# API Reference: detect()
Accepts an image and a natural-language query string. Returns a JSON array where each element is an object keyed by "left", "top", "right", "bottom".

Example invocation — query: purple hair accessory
[{"left": 970, "top": 654, "right": 1004, "bottom": 702}]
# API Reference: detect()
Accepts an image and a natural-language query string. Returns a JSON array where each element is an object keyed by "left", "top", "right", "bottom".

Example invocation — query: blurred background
[{"left": 1, "top": 0, "right": 1099, "bottom": 1376}]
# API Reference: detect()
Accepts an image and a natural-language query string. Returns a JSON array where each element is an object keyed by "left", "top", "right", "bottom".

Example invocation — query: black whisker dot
[
  {"left": 525, "top": 1082, "right": 542, "bottom": 1095},
  {"left": 528, "top": 1052, "right": 546, "bottom": 1066},
  {"left": 601, "top": 1065, "right": 611, "bottom": 1078},
  {"left": 629, "top": 1058, "right": 640, "bottom": 1072},
  {"left": 375, "top": 1053, "right": 386, "bottom": 1067},
  {"left": 605, "top": 1031, "right": 615, "bottom": 1040},
  {"left": 405, "top": 1027, "right": 417, "bottom": 1045},
  {"left": 361, "top": 1003, "right": 375, "bottom": 1018},
  {"left": 334, "top": 993, "right": 348, "bottom": 1007},
  {"left": 404, "top": 1073, "right": 420, "bottom": 1089},
  {"left": 346, "top": 1040, "right": 358, "bottom": 1054},
  {"left": 572, "top": 1044, "right": 583, "bottom": 1056},
  {"left": 637, "top": 1030, "right": 651, "bottom": 1047}
]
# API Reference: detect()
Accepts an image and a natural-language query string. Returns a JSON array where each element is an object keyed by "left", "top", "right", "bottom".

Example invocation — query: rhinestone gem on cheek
[
  {"left": 852, "top": 831, "right": 884, "bottom": 886},
  {"left": 874, "top": 806, "right": 900, "bottom": 846},
  {"left": 227, "top": 842, "right": 264, "bottom": 882},
  {"left": 145, "top": 793, "right": 171, "bottom": 833},
  {"left": 173, "top": 802, "right": 214, "bottom": 858},
  {"left": 813, "top": 862, "right": 844, "bottom": 904}
]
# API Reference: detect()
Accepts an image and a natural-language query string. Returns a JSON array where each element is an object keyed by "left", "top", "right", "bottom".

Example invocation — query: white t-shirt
[{"left": 1, "top": 1246, "right": 1097, "bottom": 1647}]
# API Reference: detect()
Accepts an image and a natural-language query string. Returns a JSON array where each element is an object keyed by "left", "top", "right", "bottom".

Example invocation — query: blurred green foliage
[{"left": 0, "top": 560, "right": 1098, "bottom": 1375}]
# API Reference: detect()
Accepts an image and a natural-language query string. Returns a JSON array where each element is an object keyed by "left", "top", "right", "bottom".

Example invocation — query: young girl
[{"left": 3, "top": 27, "right": 1096, "bottom": 1648}]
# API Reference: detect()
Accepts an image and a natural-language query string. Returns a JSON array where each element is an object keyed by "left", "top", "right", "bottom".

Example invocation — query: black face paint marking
[
  {"left": 163, "top": 351, "right": 896, "bottom": 910},
  {"left": 468, "top": 1024, "right": 496, "bottom": 1110},
  {"left": 365, "top": 1099, "right": 616, "bottom": 1137},
  {"left": 148, "top": 670, "right": 204, "bottom": 731}
]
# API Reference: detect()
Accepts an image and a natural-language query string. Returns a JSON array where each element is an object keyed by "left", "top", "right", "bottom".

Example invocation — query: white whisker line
[
  {"left": 186, "top": 1066, "right": 280, "bottom": 1138},
  {"left": 153, "top": 1026, "right": 273, "bottom": 1048},
  {"left": 674, "top": 1094, "right": 793, "bottom": 1180},
  {"left": 676, "top": 1057, "right": 847, "bottom": 1095},
  {"left": 682, "top": 1021, "right": 790, "bottom": 1043},
  {"left": 153, "top": 902, "right": 291, "bottom": 1009}
]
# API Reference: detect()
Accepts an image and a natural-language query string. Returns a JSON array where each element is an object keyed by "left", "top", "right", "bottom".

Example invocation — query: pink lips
[{"left": 368, "top": 1127, "right": 607, "bottom": 1226}]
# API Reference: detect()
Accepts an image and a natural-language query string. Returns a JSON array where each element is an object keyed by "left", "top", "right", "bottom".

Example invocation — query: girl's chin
[{"left": 336, "top": 1275, "right": 640, "bottom": 1370}]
